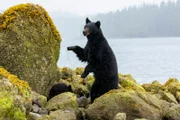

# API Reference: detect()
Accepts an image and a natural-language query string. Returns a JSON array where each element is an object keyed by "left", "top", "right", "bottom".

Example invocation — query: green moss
[
  {"left": 142, "top": 80, "right": 166, "bottom": 93},
  {"left": 120, "top": 79, "right": 145, "bottom": 91},
  {"left": 0, "top": 92, "right": 26, "bottom": 120},
  {"left": 118, "top": 74, "right": 136, "bottom": 83},
  {"left": 85, "top": 75, "right": 95, "bottom": 90},
  {"left": 60, "top": 67, "right": 73, "bottom": 79},
  {"left": 9, "top": 108, "right": 26, "bottom": 120},
  {"left": 0, "top": 3, "right": 61, "bottom": 41},
  {"left": 46, "top": 92, "right": 78, "bottom": 111},
  {"left": 75, "top": 67, "right": 84, "bottom": 75},
  {"left": 0, "top": 94, "right": 13, "bottom": 116},
  {"left": 163, "top": 78, "right": 180, "bottom": 95}
]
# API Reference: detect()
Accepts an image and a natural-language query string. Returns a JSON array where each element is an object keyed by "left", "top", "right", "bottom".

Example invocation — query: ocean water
[{"left": 58, "top": 37, "right": 180, "bottom": 84}]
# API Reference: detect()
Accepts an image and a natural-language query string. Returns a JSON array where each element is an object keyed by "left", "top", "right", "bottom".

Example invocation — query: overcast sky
[{"left": 0, "top": 0, "right": 177, "bottom": 16}]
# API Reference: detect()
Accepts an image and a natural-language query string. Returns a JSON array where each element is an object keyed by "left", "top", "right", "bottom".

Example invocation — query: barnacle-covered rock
[{"left": 0, "top": 3, "right": 61, "bottom": 96}]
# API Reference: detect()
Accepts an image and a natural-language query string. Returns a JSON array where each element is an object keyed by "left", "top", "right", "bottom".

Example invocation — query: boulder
[
  {"left": 46, "top": 92, "right": 78, "bottom": 112},
  {"left": 0, "top": 3, "right": 61, "bottom": 96},
  {"left": 31, "top": 91, "right": 47, "bottom": 107},
  {"left": 86, "top": 89, "right": 164, "bottom": 120}
]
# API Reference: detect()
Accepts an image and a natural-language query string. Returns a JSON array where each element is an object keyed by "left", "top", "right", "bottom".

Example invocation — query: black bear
[
  {"left": 67, "top": 18, "right": 119, "bottom": 103},
  {"left": 48, "top": 83, "right": 72, "bottom": 101}
]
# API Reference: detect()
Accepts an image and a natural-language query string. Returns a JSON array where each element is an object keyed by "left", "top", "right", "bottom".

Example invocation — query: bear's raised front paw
[{"left": 67, "top": 46, "right": 77, "bottom": 51}]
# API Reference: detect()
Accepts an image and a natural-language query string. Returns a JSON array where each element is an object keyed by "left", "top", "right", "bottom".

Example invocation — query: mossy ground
[{"left": 0, "top": 92, "right": 26, "bottom": 120}]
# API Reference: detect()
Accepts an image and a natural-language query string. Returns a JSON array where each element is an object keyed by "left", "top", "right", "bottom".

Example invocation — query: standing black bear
[{"left": 67, "top": 18, "right": 119, "bottom": 103}]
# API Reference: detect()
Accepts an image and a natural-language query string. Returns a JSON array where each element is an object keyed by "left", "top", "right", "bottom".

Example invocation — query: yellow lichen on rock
[
  {"left": 0, "top": 3, "right": 61, "bottom": 41},
  {"left": 0, "top": 67, "right": 31, "bottom": 99}
]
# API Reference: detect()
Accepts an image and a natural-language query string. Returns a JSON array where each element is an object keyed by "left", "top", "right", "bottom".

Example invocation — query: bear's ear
[
  {"left": 86, "top": 18, "right": 91, "bottom": 24},
  {"left": 95, "top": 21, "right": 101, "bottom": 28}
]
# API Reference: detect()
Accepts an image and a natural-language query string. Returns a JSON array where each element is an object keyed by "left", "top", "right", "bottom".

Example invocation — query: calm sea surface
[{"left": 58, "top": 37, "right": 180, "bottom": 84}]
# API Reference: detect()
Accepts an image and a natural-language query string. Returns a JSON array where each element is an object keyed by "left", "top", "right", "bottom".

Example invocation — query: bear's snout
[
  {"left": 83, "top": 27, "right": 90, "bottom": 36},
  {"left": 83, "top": 31, "right": 86, "bottom": 36}
]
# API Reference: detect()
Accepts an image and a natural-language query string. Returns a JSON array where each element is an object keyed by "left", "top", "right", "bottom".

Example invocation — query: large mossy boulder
[
  {"left": 86, "top": 89, "right": 165, "bottom": 120},
  {"left": 0, "top": 67, "right": 31, "bottom": 120},
  {"left": 0, "top": 3, "right": 61, "bottom": 96}
]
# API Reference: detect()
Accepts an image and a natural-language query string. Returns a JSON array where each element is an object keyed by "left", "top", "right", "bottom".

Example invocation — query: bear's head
[{"left": 83, "top": 18, "right": 102, "bottom": 37}]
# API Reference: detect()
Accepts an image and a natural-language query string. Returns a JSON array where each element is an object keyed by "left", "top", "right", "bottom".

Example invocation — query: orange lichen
[
  {"left": 0, "top": 68, "right": 31, "bottom": 99},
  {"left": 0, "top": 3, "right": 61, "bottom": 41}
]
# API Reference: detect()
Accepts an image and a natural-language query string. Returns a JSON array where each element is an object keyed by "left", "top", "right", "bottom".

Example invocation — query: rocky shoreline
[
  {"left": 0, "top": 3, "right": 180, "bottom": 120},
  {"left": 1, "top": 67, "right": 180, "bottom": 120}
]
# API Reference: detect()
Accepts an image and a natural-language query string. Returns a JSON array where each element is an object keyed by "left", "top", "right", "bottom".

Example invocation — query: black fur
[
  {"left": 67, "top": 18, "right": 119, "bottom": 103},
  {"left": 48, "top": 83, "right": 72, "bottom": 101}
]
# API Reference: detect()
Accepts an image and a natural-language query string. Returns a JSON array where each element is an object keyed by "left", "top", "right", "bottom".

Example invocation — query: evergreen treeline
[{"left": 52, "top": 0, "right": 180, "bottom": 39}]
